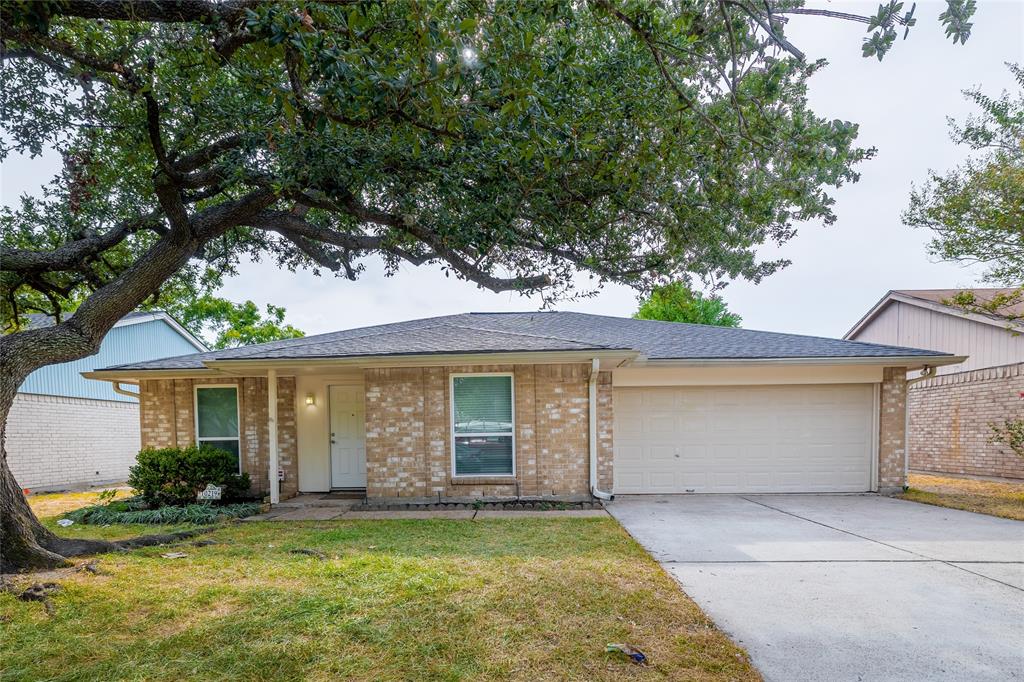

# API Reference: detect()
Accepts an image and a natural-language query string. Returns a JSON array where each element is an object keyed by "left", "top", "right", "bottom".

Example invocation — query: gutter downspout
[
  {"left": 588, "top": 358, "right": 614, "bottom": 501},
  {"left": 111, "top": 381, "right": 140, "bottom": 399},
  {"left": 903, "top": 365, "right": 936, "bottom": 489}
]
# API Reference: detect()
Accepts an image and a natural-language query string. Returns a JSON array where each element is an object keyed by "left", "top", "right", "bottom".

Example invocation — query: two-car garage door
[{"left": 614, "top": 384, "right": 875, "bottom": 493}]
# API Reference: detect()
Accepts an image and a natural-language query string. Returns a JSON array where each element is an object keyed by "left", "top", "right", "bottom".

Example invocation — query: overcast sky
[{"left": 3, "top": 1, "right": 1021, "bottom": 339}]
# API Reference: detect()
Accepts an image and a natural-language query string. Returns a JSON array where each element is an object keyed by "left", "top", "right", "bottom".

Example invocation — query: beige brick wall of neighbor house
[
  {"left": 908, "top": 363, "right": 1024, "bottom": 480},
  {"left": 138, "top": 377, "right": 298, "bottom": 498},
  {"left": 879, "top": 367, "right": 908, "bottom": 492},
  {"left": 363, "top": 363, "right": 613, "bottom": 500},
  {"left": 6, "top": 393, "right": 141, "bottom": 491}
]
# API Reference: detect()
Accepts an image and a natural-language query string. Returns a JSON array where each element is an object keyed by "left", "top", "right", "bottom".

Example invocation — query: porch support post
[{"left": 268, "top": 368, "right": 280, "bottom": 504}]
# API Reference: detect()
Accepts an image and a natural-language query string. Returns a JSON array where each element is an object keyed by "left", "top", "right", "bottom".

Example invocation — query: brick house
[
  {"left": 8, "top": 311, "right": 207, "bottom": 491},
  {"left": 845, "top": 289, "right": 1024, "bottom": 480},
  {"left": 85, "top": 312, "right": 960, "bottom": 503}
]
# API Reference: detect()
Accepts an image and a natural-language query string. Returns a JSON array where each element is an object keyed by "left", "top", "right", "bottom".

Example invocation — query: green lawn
[{"left": 1, "top": 495, "right": 758, "bottom": 681}]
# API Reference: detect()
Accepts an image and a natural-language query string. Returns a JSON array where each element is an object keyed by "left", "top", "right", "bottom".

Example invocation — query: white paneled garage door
[{"left": 614, "top": 384, "right": 875, "bottom": 493}]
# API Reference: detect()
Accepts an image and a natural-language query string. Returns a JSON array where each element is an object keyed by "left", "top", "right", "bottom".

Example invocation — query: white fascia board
[{"left": 82, "top": 368, "right": 226, "bottom": 381}]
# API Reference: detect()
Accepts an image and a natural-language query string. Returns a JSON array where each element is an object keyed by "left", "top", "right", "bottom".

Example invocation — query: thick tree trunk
[
  {"left": 0, "top": 331, "right": 121, "bottom": 572},
  {"left": 0, "top": 190, "right": 274, "bottom": 572}
]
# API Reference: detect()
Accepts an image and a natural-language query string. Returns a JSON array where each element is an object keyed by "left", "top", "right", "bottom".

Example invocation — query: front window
[
  {"left": 195, "top": 386, "right": 240, "bottom": 468},
  {"left": 452, "top": 375, "right": 514, "bottom": 476}
]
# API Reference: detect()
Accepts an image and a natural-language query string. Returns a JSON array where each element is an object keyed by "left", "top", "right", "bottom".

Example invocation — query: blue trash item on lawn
[{"left": 606, "top": 643, "right": 647, "bottom": 664}]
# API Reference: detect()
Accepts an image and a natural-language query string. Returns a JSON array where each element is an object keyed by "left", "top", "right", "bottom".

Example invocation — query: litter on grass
[
  {"left": 606, "top": 643, "right": 648, "bottom": 665},
  {"left": 56, "top": 519, "right": 74, "bottom": 527}
]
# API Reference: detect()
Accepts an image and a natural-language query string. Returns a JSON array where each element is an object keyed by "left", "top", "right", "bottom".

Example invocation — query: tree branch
[{"left": 1, "top": 212, "right": 162, "bottom": 274}]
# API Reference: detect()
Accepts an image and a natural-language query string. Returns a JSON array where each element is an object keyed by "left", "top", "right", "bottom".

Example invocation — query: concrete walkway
[{"left": 609, "top": 494, "right": 1024, "bottom": 682}]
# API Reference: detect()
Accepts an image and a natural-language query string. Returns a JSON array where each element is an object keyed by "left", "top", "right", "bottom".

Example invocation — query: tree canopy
[
  {"left": 1, "top": 0, "right": 977, "bottom": 334},
  {"left": 172, "top": 295, "right": 304, "bottom": 349},
  {"left": 634, "top": 281, "right": 741, "bottom": 326},
  {"left": 904, "top": 63, "right": 1023, "bottom": 288}
]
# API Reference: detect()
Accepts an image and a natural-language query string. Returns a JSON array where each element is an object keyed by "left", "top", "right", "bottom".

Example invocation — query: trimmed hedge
[{"left": 128, "top": 444, "right": 251, "bottom": 507}]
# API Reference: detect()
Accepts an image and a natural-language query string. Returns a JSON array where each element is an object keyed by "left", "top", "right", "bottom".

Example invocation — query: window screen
[
  {"left": 452, "top": 375, "right": 514, "bottom": 476},
  {"left": 196, "top": 386, "right": 240, "bottom": 469}
]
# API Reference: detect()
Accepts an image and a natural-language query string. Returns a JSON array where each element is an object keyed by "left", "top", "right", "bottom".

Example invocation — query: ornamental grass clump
[{"left": 64, "top": 499, "right": 261, "bottom": 525}]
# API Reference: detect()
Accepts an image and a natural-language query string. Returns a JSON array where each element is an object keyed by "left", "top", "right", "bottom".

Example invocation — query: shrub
[
  {"left": 990, "top": 418, "right": 1024, "bottom": 459},
  {"left": 128, "top": 444, "right": 252, "bottom": 507}
]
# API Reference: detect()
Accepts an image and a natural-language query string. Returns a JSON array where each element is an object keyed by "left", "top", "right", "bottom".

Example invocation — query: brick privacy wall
[
  {"left": 6, "top": 393, "right": 141, "bottom": 490},
  {"left": 138, "top": 377, "right": 298, "bottom": 498},
  {"left": 364, "top": 363, "right": 611, "bottom": 500},
  {"left": 879, "top": 367, "right": 908, "bottom": 491},
  {"left": 909, "top": 363, "right": 1024, "bottom": 480}
]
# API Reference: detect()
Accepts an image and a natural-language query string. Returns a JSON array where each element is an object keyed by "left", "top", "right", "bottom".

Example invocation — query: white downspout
[
  {"left": 903, "top": 365, "right": 936, "bottom": 489},
  {"left": 268, "top": 368, "right": 280, "bottom": 505},
  {"left": 588, "top": 358, "right": 614, "bottom": 501}
]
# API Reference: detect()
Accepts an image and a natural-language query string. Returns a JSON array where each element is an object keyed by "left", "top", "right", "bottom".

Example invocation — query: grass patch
[
  {"left": 900, "top": 473, "right": 1024, "bottom": 521},
  {"left": 3, "top": 494, "right": 759, "bottom": 681}
]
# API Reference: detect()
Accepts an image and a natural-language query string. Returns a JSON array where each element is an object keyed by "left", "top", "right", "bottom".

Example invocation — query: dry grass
[
  {"left": 900, "top": 473, "right": 1024, "bottom": 521},
  {"left": 2, "top": 492, "right": 759, "bottom": 682},
  {"left": 27, "top": 487, "right": 131, "bottom": 519}
]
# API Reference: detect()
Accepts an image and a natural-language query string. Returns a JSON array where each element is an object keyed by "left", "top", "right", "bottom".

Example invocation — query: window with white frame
[
  {"left": 451, "top": 374, "right": 515, "bottom": 477},
  {"left": 195, "top": 386, "right": 240, "bottom": 468}
]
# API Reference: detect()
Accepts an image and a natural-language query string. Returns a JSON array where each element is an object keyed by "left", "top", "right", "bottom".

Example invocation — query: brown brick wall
[
  {"left": 909, "top": 363, "right": 1024, "bottom": 480},
  {"left": 879, "top": 367, "right": 908, "bottom": 491},
  {"left": 138, "top": 377, "right": 298, "bottom": 498},
  {"left": 364, "top": 363, "right": 610, "bottom": 500}
]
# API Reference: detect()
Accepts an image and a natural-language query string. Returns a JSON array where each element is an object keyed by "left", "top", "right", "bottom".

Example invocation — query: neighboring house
[
  {"left": 7, "top": 312, "right": 207, "bottom": 491},
  {"left": 85, "top": 311, "right": 960, "bottom": 503},
  {"left": 845, "top": 289, "right": 1024, "bottom": 480}
]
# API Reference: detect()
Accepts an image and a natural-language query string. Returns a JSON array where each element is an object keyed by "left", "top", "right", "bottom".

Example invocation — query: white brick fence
[{"left": 5, "top": 392, "right": 141, "bottom": 491}]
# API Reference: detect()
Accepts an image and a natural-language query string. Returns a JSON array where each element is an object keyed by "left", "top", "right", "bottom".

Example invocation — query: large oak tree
[{"left": 0, "top": 0, "right": 974, "bottom": 571}]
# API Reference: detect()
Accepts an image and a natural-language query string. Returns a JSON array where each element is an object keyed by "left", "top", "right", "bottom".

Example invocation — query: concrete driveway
[{"left": 609, "top": 494, "right": 1024, "bottom": 681}]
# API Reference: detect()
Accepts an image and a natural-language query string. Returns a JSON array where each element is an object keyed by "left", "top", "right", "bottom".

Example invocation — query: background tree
[
  {"left": 903, "top": 63, "right": 1023, "bottom": 323},
  {"left": 634, "top": 281, "right": 741, "bottom": 326},
  {"left": 172, "top": 295, "right": 304, "bottom": 349},
  {"left": 0, "top": 0, "right": 975, "bottom": 571}
]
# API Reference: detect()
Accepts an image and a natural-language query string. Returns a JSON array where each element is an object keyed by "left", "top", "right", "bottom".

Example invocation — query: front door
[{"left": 329, "top": 384, "right": 366, "bottom": 488}]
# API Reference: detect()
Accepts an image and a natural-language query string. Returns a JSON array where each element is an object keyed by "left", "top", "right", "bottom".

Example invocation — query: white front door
[
  {"left": 614, "top": 384, "right": 875, "bottom": 494},
  {"left": 329, "top": 384, "right": 366, "bottom": 488}
]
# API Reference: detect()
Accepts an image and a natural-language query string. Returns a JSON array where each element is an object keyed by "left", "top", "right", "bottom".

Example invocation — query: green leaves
[
  {"left": 169, "top": 295, "right": 305, "bottom": 350},
  {"left": 903, "top": 64, "right": 1024, "bottom": 287},
  {"left": 634, "top": 281, "right": 742, "bottom": 327},
  {"left": 2, "top": 1, "right": 896, "bottom": 325}
]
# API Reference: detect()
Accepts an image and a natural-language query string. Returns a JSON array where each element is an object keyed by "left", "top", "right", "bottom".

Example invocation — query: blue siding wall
[{"left": 19, "top": 320, "right": 202, "bottom": 402}]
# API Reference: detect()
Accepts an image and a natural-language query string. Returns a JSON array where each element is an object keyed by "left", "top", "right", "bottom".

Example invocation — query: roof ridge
[
  {"left": 209, "top": 314, "right": 465, "bottom": 359},
  {"left": 442, "top": 321, "right": 612, "bottom": 349}
]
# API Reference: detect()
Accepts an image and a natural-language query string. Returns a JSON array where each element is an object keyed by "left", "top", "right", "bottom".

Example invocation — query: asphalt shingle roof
[{"left": 98, "top": 311, "right": 953, "bottom": 372}]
